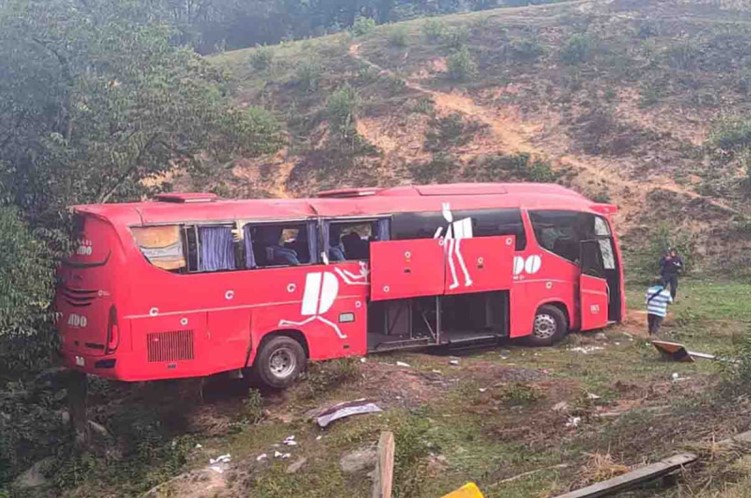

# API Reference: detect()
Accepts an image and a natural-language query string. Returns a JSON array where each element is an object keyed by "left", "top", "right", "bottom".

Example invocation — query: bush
[
  {"left": 249, "top": 45, "right": 274, "bottom": 71},
  {"left": 707, "top": 117, "right": 751, "bottom": 155},
  {"left": 410, "top": 97, "right": 434, "bottom": 114},
  {"left": 422, "top": 18, "right": 448, "bottom": 42},
  {"left": 446, "top": 46, "right": 477, "bottom": 82},
  {"left": 388, "top": 25, "right": 409, "bottom": 47},
  {"left": 326, "top": 84, "right": 358, "bottom": 142},
  {"left": 302, "top": 358, "right": 359, "bottom": 398},
  {"left": 244, "top": 388, "right": 265, "bottom": 424},
  {"left": 424, "top": 113, "right": 480, "bottom": 151},
  {"left": 294, "top": 60, "right": 323, "bottom": 93},
  {"left": 467, "top": 153, "right": 562, "bottom": 183},
  {"left": 664, "top": 41, "right": 702, "bottom": 70},
  {"left": 0, "top": 207, "right": 56, "bottom": 375},
  {"left": 441, "top": 26, "right": 469, "bottom": 50},
  {"left": 351, "top": 16, "right": 377, "bottom": 36},
  {"left": 560, "top": 33, "right": 594, "bottom": 64},
  {"left": 718, "top": 338, "right": 751, "bottom": 398},
  {"left": 410, "top": 153, "right": 459, "bottom": 183},
  {"left": 508, "top": 37, "right": 545, "bottom": 62},
  {"left": 392, "top": 415, "right": 431, "bottom": 498}
]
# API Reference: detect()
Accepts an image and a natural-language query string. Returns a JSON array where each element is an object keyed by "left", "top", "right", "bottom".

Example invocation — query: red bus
[{"left": 56, "top": 183, "right": 625, "bottom": 388}]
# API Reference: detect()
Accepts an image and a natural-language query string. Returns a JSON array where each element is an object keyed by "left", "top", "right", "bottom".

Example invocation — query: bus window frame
[
  {"left": 241, "top": 218, "right": 320, "bottom": 268},
  {"left": 321, "top": 215, "right": 391, "bottom": 262}
]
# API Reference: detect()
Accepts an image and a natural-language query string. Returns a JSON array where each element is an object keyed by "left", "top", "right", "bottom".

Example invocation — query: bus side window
[
  {"left": 247, "top": 222, "right": 317, "bottom": 268},
  {"left": 181, "top": 224, "right": 236, "bottom": 272},
  {"left": 324, "top": 219, "right": 388, "bottom": 262},
  {"left": 529, "top": 210, "right": 584, "bottom": 263}
]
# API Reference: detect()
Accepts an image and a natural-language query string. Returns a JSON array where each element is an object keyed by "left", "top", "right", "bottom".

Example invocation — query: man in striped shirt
[{"left": 645, "top": 278, "right": 673, "bottom": 335}]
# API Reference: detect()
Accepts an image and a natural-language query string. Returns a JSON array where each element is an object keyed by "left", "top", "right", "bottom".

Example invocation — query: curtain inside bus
[
  {"left": 242, "top": 224, "right": 256, "bottom": 269},
  {"left": 198, "top": 226, "right": 235, "bottom": 271}
]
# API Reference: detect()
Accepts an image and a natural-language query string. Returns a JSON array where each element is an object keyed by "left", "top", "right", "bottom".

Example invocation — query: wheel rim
[
  {"left": 533, "top": 313, "right": 557, "bottom": 339},
  {"left": 269, "top": 347, "right": 297, "bottom": 379}
]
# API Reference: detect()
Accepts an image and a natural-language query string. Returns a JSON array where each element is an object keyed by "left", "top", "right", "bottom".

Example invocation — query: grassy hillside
[{"left": 203, "top": 0, "right": 750, "bottom": 275}]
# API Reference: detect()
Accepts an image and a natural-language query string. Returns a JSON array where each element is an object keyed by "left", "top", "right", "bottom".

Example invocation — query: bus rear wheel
[
  {"left": 252, "top": 336, "right": 306, "bottom": 389},
  {"left": 526, "top": 305, "right": 568, "bottom": 347}
]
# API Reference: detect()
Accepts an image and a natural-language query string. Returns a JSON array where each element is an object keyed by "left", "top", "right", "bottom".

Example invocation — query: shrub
[
  {"left": 326, "top": 84, "right": 358, "bottom": 142},
  {"left": 718, "top": 338, "right": 751, "bottom": 398},
  {"left": 468, "top": 153, "right": 562, "bottom": 183},
  {"left": 302, "top": 358, "right": 359, "bottom": 398},
  {"left": 664, "top": 41, "right": 702, "bottom": 70},
  {"left": 351, "top": 16, "right": 377, "bottom": 36},
  {"left": 410, "top": 153, "right": 458, "bottom": 183},
  {"left": 560, "top": 33, "right": 594, "bottom": 64},
  {"left": 707, "top": 117, "right": 751, "bottom": 155},
  {"left": 244, "top": 388, "right": 265, "bottom": 424},
  {"left": 441, "top": 26, "right": 470, "bottom": 50},
  {"left": 388, "top": 25, "right": 409, "bottom": 47},
  {"left": 392, "top": 416, "right": 431, "bottom": 498},
  {"left": 424, "top": 113, "right": 480, "bottom": 151},
  {"left": 411, "top": 97, "right": 434, "bottom": 114},
  {"left": 446, "top": 46, "right": 477, "bottom": 82},
  {"left": 422, "top": 18, "right": 448, "bottom": 42},
  {"left": 294, "top": 60, "right": 323, "bottom": 93},
  {"left": 249, "top": 45, "right": 274, "bottom": 71},
  {"left": 508, "top": 37, "right": 545, "bottom": 62}
]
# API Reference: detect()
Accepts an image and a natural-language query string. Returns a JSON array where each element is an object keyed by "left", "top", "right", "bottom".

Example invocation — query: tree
[{"left": 0, "top": 0, "right": 283, "bottom": 229}]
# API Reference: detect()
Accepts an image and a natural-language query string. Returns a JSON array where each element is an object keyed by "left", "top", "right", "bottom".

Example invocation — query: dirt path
[{"left": 347, "top": 43, "right": 740, "bottom": 219}]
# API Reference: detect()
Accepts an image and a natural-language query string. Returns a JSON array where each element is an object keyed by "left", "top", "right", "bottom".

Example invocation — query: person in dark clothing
[{"left": 659, "top": 248, "right": 683, "bottom": 299}]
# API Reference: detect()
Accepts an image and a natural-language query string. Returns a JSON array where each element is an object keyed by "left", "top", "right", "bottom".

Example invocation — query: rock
[
  {"left": 13, "top": 457, "right": 54, "bottom": 488},
  {"left": 286, "top": 457, "right": 308, "bottom": 474},
  {"left": 552, "top": 401, "right": 569, "bottom": 412},
  {"left": 339, "top": 447, "right": 377, "bottom": 474}
]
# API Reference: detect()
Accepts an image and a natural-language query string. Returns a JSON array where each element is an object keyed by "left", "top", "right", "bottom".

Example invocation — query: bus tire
[
  {"left": 526, "top": 305, "right": 568, "bottom": 347},
  {"left": 252, "top": 335, "right": 306, "bottom": 389}
]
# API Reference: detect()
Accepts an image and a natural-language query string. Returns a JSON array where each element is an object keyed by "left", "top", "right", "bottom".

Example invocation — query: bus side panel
[
  {"left": 208, "top": 309, "right": 252, "bottom": 373},
  {"left": 247, "top": 295, "right": 367, "bottom": 363},
  {"left": 126, "top": 311, "right": 208, "bottom": 380}
]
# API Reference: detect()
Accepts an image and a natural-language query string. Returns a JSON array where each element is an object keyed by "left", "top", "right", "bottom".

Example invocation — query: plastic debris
[
  {"left": 586, "top": 392, "right": 601, "bottom": 400},
  {"left": 478, "top": 388, "right": 487, "bottom": 393},
  {"left": 671, "top": 372, "right": 679, "bottom": 380},
  {"left": 283, "top": 435, "right": 297, "bottom": 446},
  {"left": 274, "top": 451, "right": 283, "bottom": 458},
  {"left": 396, "top": 361, "right": 411, "bottom": 367},
  {"left": 565, "top": 416, "right": 581, "bottom": 428},
  {"left": 360, "top": 357, "right": 367, "bottom": 363},
  {"left": 209, "top": 454, "right": 231, "bottom": 465},
  {"left": 449, "top": 359, "right": 460, "bottom": 365},
  {"left": 316, "top": 435, "right": 323, "bottom": 441},
  {"left": 569, "top": 346, "right": 604, "bottom": 354},
  {"left": 315, "top": 399, "right": 383, "bottom": 428},
  {"left": 256, "top": 453, "right": 268, "bottom": 461},
  {"left": 195, "top": 443, "right": 203, "bottom": 449},
  {"left": 432, "top": 369, "right": 442, "bottom": 374}
]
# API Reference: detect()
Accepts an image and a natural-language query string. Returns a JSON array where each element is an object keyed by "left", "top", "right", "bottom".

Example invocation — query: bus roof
[{"left": 72, "top": 183, "right": 615, "bottom": 226}]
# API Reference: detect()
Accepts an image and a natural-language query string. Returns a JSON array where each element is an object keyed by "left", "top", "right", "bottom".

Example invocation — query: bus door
[
  {"left": 579, "top": 239, "right": 609, "bottom": 331},
  {"left": 443, "top": 235, "right": 515, "bottom": 295}
]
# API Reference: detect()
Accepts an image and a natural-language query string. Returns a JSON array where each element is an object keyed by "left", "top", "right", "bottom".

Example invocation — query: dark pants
[
  {"left": 647, "top": 313, "right": 664, "bottom": 335},
  {"left": 662, "top": 274, "right": 678, "bottom": 299}
]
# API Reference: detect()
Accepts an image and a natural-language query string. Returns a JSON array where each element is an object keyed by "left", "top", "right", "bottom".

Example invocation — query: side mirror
[{"left": 321, "top": 251, "right": 329, "bottom": 265}]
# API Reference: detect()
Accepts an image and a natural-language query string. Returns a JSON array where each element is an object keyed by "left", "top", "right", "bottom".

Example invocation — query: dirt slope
[{"left": 204, "top": 0, "right": 750, "bottom": 272}]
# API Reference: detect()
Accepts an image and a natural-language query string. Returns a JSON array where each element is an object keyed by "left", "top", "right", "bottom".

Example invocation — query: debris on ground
[
  {"left": 569, "top": 346, "right": 604, "bottom": 354},
  {"left": 283, "top": 435, "right": 297, "bottom": 446},
  {"left": 449, "top": 358, "right": 460, "bottom": 365},
  {"left": 441, "top": 482, "right": 485, "bottom": 498},
  {"left": 396, "top": 361, "right": 411, "bottom": 367},
  {"left": 594, "top": 332, "right": 608, "bottom": 341},
  {"left": 340, "top": 447, "right": 377, "bottom": 473},
  {"left": 256, "top": 453, "right": 268, "bottom": 462},
  {"left": 274, "top": 451, "right": 291, "bottom": 459},
  {"left": 565, "top": 416, "right": 581, "bottom": 428},
  {"left": 315, "top": 399, "right": 383, "bottom": 428},
  {"left": 586, "top": 392, "right": 601, "bottom": 400},
  {"left": 286, "top": 457, "right": 308, "bottom": 474},
  {"left": 208, "top": 453, "right": 231, "bottom": 473},
  {"left": 552, "top": 401, "right": 570, "bottom": 412}
]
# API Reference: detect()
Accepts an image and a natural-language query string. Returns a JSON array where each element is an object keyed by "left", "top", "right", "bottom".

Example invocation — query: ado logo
[
  {"left": 67, "top": 313, "right": 88, "bottom": 328},
  {"left": 513, "top": 255, "right": 542, "bottom": 276}
]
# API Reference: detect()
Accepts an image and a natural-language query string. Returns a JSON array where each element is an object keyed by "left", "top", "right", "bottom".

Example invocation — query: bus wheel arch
[
  {"left": 525, "top": 302, "right": 569, "bottom": 347},
  {"left": 250, "top": 329, "right": 309, "bottom": 389}
]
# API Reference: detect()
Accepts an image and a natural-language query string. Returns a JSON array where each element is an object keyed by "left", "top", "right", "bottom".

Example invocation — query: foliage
[
  {"left": 388, "top": 25, "right": 409, "bottom": 47},
  {"left": 393, "top": 415, "right": 431, "bottom": 498},
  {"left": 707, "top": 117, "right": 751, "bottom": 155},
  {"left": 560, "top": 33, "right": 594, "bottom": 64},
  {"left": 326, "top": 84, "right": 359, "bottom": 143},
  {"left": 496, "top": 383, "right": 542, "bottom": 406},
  {"left": 244, "top": 388, "right": 265, "bottom": 424},
  {"left": 0, "top": 207, "right": 56, "bottom": 374},
  {"left": 351, "top": 16, "right": 377, "bottom": 36},
  {"left": 467, "top": 153, "right": 562, "bottom": 183},
  {"left": 441, "top": 26, "right": 470, "bottom": 50},
  {"left": 631, "top": 223, "right": 697, "bottom": 279},
  {"left": 507, "top": 37, "right": 545, "bottom": 62},
  {"left": 446, "top": 46, "right": 477, "bottom": 82},
  {"left": 294, "top": 60, "right": 324, "bottom": 93},
  {"left": 717, "top": 337, "right": 751, "bottom": 398},
  {"left": 302, "top": 358, "right": 359, "bottom": 398},
  {"left": 249, "top": 45, "right": 274, "bottom": 71},
  {"left": 0, "top": 0, "right": 283, "bottom": 228},
  {"left": 410, "top": 153, "right": 459, "bottom": 183},
  {"left": 424, "top": 113, "right": 481, "bottom": 151},
  {"left": 422, "top": 18, "right": 449, "bottom": 42}
]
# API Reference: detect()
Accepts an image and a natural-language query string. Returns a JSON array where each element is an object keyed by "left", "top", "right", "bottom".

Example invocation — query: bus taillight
[{"left": 106, "top": 305, "right": 120, "bottom": 354}]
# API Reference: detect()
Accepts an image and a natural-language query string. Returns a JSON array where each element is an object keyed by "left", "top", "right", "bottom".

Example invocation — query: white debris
[
  {"left": 195, "top": 443, "right": 203, "bottom": 449},
  {"left": 431, "top": 369, "right": 442, "bottom": 374},
  {"left": 281, "top": 453, "right": 291, "bottom": 459},
  {"left": 209, "top": 454, "right": 231, "bottom": 465},
  {"left": 256, "top": 453, "right": 268, "bottom": 461},
  {"left": 552, "top": 401, "right": 569, "bottom": 412},
  {"left": 316, "top": 435, "right": 323, "bottom": 441},
  {"left": 586, "top": 392, "right": 601, "bottom": 400},
  {"left": 565, "top": 416, "right": 581, "bottom": 428},
  {"left": 569, "top": 346, "right": 604, "bottom": 354},
  {"left": 396, "top": 361, "right": 411, "bottom": 368},
  {"left": 209, "top": 465, "right": 224, "bottom": 474},
  {"left": 478, "top": 388, "right": 487, "bottom": 393},
  {"left": 449, "top": 359, "right": 460, "bottom": 366},
  {"left": 671, "top": 372, "right": 679, "bottom": 381},
  {"left": 315, "top": 399, "right": 383, "bottom": 428},
  {"left": 274, "top": 451, "right": 283, "bottom": 458},
  {"left": 283, "top": 435, "right": 297, "bottom": 446},
  {"left": 360, "top": 357, "right": 367, "bottom": 363}
]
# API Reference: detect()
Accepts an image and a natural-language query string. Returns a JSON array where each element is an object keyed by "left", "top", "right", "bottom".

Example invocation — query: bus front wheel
[
  {"left": 252, "top": 336, "right": 306, "bottom": 389},
  {"left": 526, "top": 305, "right": 568, "bottom": 347}
]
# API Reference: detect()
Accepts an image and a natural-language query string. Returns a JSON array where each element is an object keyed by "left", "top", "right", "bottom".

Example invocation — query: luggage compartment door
[
  {"left": 370, "top": 239, "right": 445, "bottom": 301},
  {"left": 444, "top": 235, "right": 515, "bottom": 295}
]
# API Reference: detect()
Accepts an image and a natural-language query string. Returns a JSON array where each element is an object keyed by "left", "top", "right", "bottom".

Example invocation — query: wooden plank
[
  {"left": 554, "top": 453, "right": 697, "bottom": 498},
  {"left": 372, "top": 431, "right": 395, "bottom": 498}
]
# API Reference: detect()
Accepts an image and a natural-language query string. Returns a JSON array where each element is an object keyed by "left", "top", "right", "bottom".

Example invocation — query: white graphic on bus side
[
  {"left": 67, "top": 313, "right": 88, "bottom": 328},
  {"left": 278, "top": 263, "right": 369, "bottom": 339},
  {"left": 513, "top": 255, "right": 542, "bottom": 277},
  {"left": 434, "top": 203, "right": 473, "bottom": 290}
]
